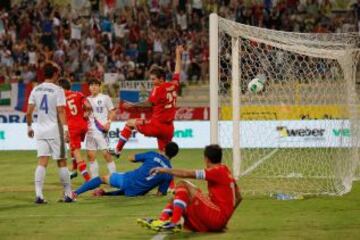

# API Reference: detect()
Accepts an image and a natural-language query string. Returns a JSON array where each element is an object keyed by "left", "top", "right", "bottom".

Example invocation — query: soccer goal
[{"left": 209, "top": 13, "right": 360, "bottom": 196}]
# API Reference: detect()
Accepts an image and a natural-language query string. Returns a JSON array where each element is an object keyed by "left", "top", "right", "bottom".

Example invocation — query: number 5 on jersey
[{"left": 67, "top": 99, "right": 78, "bottom": 115}]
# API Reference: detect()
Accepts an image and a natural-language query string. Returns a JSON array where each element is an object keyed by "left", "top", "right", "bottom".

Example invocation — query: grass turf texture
[{"left": 0, "top": 149, "right": 360, "bottom": 240}]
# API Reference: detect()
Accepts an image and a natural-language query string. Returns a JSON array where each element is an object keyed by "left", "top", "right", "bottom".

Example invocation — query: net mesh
[{"left": 216, "top": 17, "right": 360, "bottom": 196}]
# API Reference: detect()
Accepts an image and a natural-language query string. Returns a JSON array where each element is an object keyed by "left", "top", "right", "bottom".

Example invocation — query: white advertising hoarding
[{"left": 0, "top": 120, "right": 353, "bottom": 150}]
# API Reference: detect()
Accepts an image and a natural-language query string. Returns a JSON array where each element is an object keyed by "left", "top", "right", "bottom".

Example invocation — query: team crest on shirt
[{"left": 97, "top": 100, "right": 102, "bottom": 105}]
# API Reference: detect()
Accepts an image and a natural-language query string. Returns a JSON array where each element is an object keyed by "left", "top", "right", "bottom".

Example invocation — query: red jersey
[
  {"left": 148, "top": 73, "right": 179, "bottom": 123},
  {"left": 64, "top": 90, "right": 87, "bottom": 128},
  {"left": 196, "top": 165, "right": 237, "bottom": 219}
]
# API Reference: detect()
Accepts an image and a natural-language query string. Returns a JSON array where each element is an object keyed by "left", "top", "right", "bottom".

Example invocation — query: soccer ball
[{"left": 248, "top": 74, "right": 266, "bottom": 93}]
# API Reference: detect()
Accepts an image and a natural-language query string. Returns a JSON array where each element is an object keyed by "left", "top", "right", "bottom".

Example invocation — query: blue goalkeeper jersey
[{"left": 122, "top": 151, "right": 173, "bottom": 196}]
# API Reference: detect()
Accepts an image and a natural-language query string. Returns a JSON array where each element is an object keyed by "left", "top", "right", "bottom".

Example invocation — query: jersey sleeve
[
  {"left": 148, "top": 87, "right": 159, "bottom": 105},
  {"left": 28, "top": 89, "right": 35, "bottom": 105},
  {"left": 196, "top": 167, "right": 226, "bottom": 183},
  {"left": 105, "top": 95, "right": 115, "bottom": 110},
  {"left": 57, "top": 88, "right": 66, "bottom": 107},
  {"left": 157, "top": 176, "right": 172, "bottom": 195}
]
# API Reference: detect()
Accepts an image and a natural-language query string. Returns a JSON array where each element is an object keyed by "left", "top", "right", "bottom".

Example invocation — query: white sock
[
  {"left": 107, "top": 161, "right": 116, "bottom": 174},
  {"left": 89, "top": 160, "right": 99, "bottom": 178},
  {"left": 35, "top": 165, "right": 46, "bottom": 199},
  {"left": 59, "top": 167, "right": 72, "bottom": 196}
]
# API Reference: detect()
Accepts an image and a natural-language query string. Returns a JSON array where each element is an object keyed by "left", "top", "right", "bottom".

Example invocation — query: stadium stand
[{"left": 0, "top": 0, "right": 358, "bottom": 109}]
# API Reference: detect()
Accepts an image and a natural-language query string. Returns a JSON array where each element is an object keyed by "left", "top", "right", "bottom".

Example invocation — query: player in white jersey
[
  {"left": 85, "top": 78, "right": 117, "bottom": 178},
  {"left": 26, "top": 62, "right": 74, "bottom": 204}
]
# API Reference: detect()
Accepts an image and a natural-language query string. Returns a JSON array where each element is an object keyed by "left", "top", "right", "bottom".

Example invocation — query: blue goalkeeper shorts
[{"left": 109, "top": 172, "right": 125, "bottom": 189}]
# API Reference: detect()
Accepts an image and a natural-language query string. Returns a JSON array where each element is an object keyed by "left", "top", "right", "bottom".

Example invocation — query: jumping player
[
  {"left": 111, "top": 45, "right": 183, "bottom": 158},
  {"left": 139, "top": 144, "right": 242, "bottom": 232},
  {"left": 58, "top": 78, "right": 91, "bottom": 182},
  {"left": 26, "top": 62, "right": 74, "bottom": 203},
  {"left": 73, "top": 142, "right": 179, "bottom": 198},
  {"left": 85, "top": 78, "right": 117, "bottom": 178}
]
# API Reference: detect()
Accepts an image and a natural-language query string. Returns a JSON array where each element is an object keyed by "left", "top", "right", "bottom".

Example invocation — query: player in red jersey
[
  {"left": 111, "top": 45, "right": 183, "bottom": 157},
  {"left": 59, "top": 78, "right": 91, "bottom": 182},
  {"left": 138, "top": 144, "right": 242, "bottom": 233}
]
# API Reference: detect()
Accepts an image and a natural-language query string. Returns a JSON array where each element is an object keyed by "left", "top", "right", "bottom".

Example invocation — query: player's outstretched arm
[
  {"left": 174, "top": 45, "right": 184, "bottom": 75},
  {"left": 151, "top": 167, "right": 196, "bottom": 179},
  {"left": 234, "top": 182, "right": 242, "bottom": 210},
  {"left": 122, "top": 100, "right": 152, "bottom": 109},
  {"left": 26, "top": 104, "right": 35, "bottom": 138},
  {"left": 128, "top": 154, "right": 136, "bottom": 162}
]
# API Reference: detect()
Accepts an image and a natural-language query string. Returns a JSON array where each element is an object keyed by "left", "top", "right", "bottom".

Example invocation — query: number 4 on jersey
[{"left": 40, "top": 94, "right": 49, "bottom": 114}]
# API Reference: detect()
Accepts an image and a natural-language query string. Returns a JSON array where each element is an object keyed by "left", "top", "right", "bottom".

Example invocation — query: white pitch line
[{"left": 151, "top": 233, "right": 167, "bottom": 240}]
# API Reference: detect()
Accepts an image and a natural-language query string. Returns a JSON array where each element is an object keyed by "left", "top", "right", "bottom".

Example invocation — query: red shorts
[
  {"left": 184, "top": 191, "right": 228, "bottom": 232},
  {"left": 69, "top": 124, "right": 88, "bottom": 151},
  {"left": 135, "top": 119, "right": 174, "bottom": 151}
]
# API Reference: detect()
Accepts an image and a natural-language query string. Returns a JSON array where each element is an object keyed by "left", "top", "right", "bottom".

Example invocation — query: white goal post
[{"left": 209, "top": 13, "right": 360, "bottom": 196}]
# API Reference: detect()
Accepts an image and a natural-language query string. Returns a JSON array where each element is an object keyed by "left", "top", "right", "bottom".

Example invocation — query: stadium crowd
[{"left": 0, "top": 0, "right": 357, "bottom": 86}]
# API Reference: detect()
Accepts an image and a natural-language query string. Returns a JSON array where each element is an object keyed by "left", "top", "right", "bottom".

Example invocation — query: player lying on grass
[
  {"left": 138, "top": 144, "right": 242, "bottom": 233},
  {"left": 73, "top": 142, "right": 179, "bottom": 198},
  {"left": 59, "top": 78, "right": 91, "bottom": 182}
]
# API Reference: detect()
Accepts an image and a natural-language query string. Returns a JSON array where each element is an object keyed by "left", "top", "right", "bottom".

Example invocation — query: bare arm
[
  {"left": 151, "top": 167, "right": 196, "bottom": 179},
  {"left": 107, "top": 108, "right": 116, "bottom": 121},
  {"left": 26, "top": 104, "right": 35, "bottom": 138},
  {"left": 128, "top": 154, "right": 136, "bottom": 162},
  {"left": 122, "top": 100, "right": 152, "bottom": 109},
  {"left": 57, "top": 106, "right": 69, "bottom": 142},
  {"left": 234, "top": 182, "right": 242, "bottom": 210},
  {"left": 174, "top": 45, "right": 183, "bottom": 74}
]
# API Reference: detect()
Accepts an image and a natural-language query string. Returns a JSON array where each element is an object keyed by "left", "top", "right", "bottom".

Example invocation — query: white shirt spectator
[
  {"left": 153, "top": 39, "right": 163, "bottom": 53},
  {"left": 104, "top": 72, "right": 119, "bottom": 85},
  {"left": 71, "top": 23, "right": 82, "bottom": 40},
  {"left": 192, "top": 0, "right": 203, "bottom": 10},
  {"left": 176, "top": 12, "right": 187, "bottom": 30},
  {"left": 28, "top": 51, "right": 37, "bottom": 65}
]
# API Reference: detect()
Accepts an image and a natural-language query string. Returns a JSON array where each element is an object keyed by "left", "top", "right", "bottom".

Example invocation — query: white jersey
[
  {"left": 28, "top": 82, "right": 66, "bottom": 140},
  {"left": 87, "top": 93, "right": 114, "bottom": 134}
]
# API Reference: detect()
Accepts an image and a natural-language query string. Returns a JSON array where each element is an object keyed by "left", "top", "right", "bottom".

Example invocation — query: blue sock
[{"left": 75, "top": 177, "right": 102, "bottom": 195}]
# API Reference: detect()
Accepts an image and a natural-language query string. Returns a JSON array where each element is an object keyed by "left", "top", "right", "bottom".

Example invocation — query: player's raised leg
[{"left": 112, "top": 119, "right": 138, "bottom": 157}]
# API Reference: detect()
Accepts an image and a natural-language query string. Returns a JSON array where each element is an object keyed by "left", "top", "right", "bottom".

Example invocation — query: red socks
[
  {"left": 78, "top": 160, "right": 91, "bottom": 182},
  {"left": 116, "top": 126, "right": 132, "bottom": 152},
  {"left": 171, "top": 187, "right": 189, "bottom": 224},
  {"left": 159, "top": 203, "right": 173, "bottom": 221}
]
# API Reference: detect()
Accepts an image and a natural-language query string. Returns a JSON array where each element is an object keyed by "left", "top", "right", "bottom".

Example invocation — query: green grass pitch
[{"left": 0, "top": 149, "right": 360, "bottom": 240}]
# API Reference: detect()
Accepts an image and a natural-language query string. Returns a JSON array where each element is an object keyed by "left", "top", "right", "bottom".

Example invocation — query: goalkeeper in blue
[{"left": 73, "top": 142, "right": 179, "bottom": 198}]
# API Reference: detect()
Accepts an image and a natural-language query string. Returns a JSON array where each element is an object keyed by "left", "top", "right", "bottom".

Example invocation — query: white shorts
[
  {"left": 85, "top": 132, "right": 109, "bottom": 150},
  {"left": 37, "top": 138, "right": 66, "bottom": 160}
]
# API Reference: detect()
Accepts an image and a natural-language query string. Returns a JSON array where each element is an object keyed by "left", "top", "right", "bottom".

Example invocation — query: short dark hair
[
  {"left": 58, "top": 78, "right": 71, "bottom": 90},
  {"left": 43, "top": 63, "right": 59, "bottom": 79},
  {"left": 204, "top": 144, "right": 222, "bottom": 164},
  {"left": 165, "top": 142, "right": 179, "bottom": 159},
  {"left": 149, "top": 65, "right": 166, "bottom": 80},
  {"left": 88, "top": 78, "right": 101, "bottom": 86}
]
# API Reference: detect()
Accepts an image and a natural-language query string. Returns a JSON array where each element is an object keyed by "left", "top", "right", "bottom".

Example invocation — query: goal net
[{"left": 209, "top": 14, "right": 360, "bottom": 196}]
